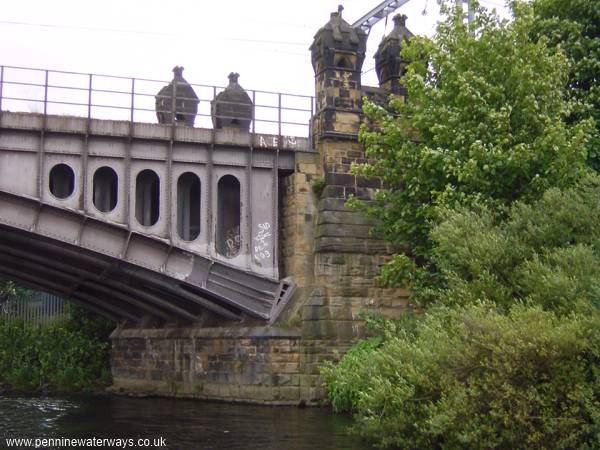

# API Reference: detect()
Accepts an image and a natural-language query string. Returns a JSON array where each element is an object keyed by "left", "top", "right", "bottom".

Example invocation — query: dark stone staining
[
  {"left": 310, "top": 6, "right": 369, "bottom": 137},
  {"left": 374, "top": 14, "right": 414, "bottom": 95},
  {"left": 211, "top": 73, "right": 253, "bottom": 131},
  {"left": 361, "top": 85, "right": 389, "bottom": 109},
  {"left": 309, "top": 5, "right": 367, "bottom": 75},
  {"left": 156, "top": 66, "right": 200, "bottom": 126}
]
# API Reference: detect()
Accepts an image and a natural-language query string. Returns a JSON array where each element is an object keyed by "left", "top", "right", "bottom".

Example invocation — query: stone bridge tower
[{"left": 275, "top": 7, "right": 413, "bottom": 402}]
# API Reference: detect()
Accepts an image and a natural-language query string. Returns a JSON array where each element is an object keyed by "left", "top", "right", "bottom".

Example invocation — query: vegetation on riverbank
[
  {"left": 323, "top": 304, "right": 600, "bottom": 449},
  {"left": 324, "top": 0, "right": 600, "bottom": 448},
  {"left": 0, "top": 304, "right": 113, "bottom": 393}
]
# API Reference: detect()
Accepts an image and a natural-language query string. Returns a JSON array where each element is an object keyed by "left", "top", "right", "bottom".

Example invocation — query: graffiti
[
  {"left": 339, "top": 71, "right": 352, "bottom": 89},
  {"left": 254, "top": 222, "right": 272, "bottom": 261},
  {"left": 258, "top": 135, "right": 298, "bottom": 148},
  {"left": 224, "top": 225, "right": 241, "bottom": 258}
]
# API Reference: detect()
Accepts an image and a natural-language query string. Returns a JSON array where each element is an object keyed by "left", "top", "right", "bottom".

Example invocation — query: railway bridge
[{"left": 0, "top": 9, "right": 412, "bottom": 404}]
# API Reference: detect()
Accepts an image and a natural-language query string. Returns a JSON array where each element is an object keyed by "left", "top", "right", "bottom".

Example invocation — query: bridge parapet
[{"left": 0, "top": 65, "right": 314, "bottom": 139}]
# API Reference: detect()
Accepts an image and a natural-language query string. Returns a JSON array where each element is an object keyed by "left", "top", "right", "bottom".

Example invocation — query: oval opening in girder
[
  {"left": 135, "top": 169, "right": 160, "bottom": 226},
  {"left": 49, "top": 163, "right": 75, "bottom": 199},
  {"left": 216, "top": 174, "right": 241, "bottom": 258},
  {"left": 93, "top": 166, "right": 118, "bottom": 212},
  {"left": 177, "top": 172, "right": 201, "bottom": 241}
]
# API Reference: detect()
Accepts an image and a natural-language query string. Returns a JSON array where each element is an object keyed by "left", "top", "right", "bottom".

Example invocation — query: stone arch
[{"left": 334, "top": 54, "right": 353, "bottom": 69}]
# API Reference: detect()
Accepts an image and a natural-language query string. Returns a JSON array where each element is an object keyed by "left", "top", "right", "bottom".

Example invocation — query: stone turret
[
  {"left": 309, "top": 5, "right": 367, "bottom": 140},
  {"left": 280, "top": 6, "right": 411, "bottom": 405},
  {"left": 374, "top": 14, "right": 413, "bottom": 96},
  {"left": 155, "top": 66, "right": 199, "bottom": 126},
  {"left": 211, "top": 73, "right": 253, "bottom": 131}
]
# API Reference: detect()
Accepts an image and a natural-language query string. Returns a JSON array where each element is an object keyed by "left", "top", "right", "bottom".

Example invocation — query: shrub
[
  {"left": 324, "top": 303, "right": 600, "bottom": 449},
  {"left": 321, "top": 336, "right": 381, "bottom": 414},
  {"left": 0, "top": 307, "right": 113, "bottom": 392},
  {"left": 423, "top": 174, "right": 600, "bottom": 312}
]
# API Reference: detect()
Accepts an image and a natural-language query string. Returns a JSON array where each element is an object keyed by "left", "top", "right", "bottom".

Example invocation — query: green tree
[
  {"left": 353, "top": 2, "right": 594, "bottom": 292},
  {"left": 0, "top": 280, "right": 27, "bottom": 306},
  {"left": 324, "top": 4, "right": 600, "bottom": 446},
  {"left": 531, "top": 0, "right": 600, "bottom": 170}
]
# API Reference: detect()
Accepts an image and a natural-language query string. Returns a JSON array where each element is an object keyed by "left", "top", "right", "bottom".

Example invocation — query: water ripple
[{"left": 0, "top": 395, "right": 369, "bottom": 450}]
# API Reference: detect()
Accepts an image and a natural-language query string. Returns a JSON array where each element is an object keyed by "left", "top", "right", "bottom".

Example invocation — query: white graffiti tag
[
  {"left": 224, "top": 225, "right": 241, "bottom": 258},
  {"left": 257, "top": 135, "right": 298, "bottom": 148},
  {"left": 254, "top": 222, "right": 272, "bottom": 261}
]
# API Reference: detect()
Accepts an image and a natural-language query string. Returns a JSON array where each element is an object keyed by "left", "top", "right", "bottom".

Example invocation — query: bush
[
  {"left": 324, "top": 304, "right": 600, "bottom": 449},
  {"left": 321, "top": 336, "right": 381, "bottom": 414},
  {"left": 422, "top": 174, "right": 600, "bottom": 313},
  {"left": 0, "top": 307, "right": 113, "bottom": 392},
  {"left": 322, "top": 312, "right": 420, "bottom": 414}
]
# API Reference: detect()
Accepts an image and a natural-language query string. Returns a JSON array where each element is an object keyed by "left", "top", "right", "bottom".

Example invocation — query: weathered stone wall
[
  {"left": 296, "top": 185, "right": 410, "bottom": 403},
  {"left": 110, "top": 327, "right": 303, "bottom": 405},
  {"left": 279, "top": 153, "right": 319, "bottom": 291}
]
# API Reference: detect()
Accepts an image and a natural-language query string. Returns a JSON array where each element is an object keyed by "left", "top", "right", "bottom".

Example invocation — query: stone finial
[
  {"left": 211, "top": 72, "right": 252, "bottom": 130},
  {"left": 394, "top": 14, "right": 407, "bottom": 27},
  {"left": 155, "top": 66, "right": 199, "bottom": 126},
  {"left": 228, "top": 72, "right": 240, "bottom": 85},
  {"left": 330, "top": 4, "right": 344, "bottom": 20},
  {"left": 310, "top": 4, "right": 367, "bottom": 74},
  {"left": 173, "top": 66, "right": 184, "bottom": 78},
  {"left": 374, "top": 13, "right": 414, "bottom": 93}
]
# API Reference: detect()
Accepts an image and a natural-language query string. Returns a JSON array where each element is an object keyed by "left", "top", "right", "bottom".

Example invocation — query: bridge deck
[{"left": 0, "top": 109, "right": 305, "bottom": 324}]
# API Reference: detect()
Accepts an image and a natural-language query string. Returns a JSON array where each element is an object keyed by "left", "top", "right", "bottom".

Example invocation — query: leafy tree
[
  {"left": 352, "top": 2, "right": 594, "bottom": 290},
  {"left": 0, "top": 280, "right": 27, "bottom": 307},
  {"left": 530, "top": 0, "right": 600, "bottom": 170},
  {"left": 324, "top": 4, "right": 600, "bottom": 446}
]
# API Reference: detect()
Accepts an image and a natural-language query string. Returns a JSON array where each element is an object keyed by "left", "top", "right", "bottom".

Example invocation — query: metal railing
[
  {"left": 1, "top": 291, "right": 68, "bottom": 325},
  {"left": 0, "top": 65, "right": 315, "bottom": 138}
]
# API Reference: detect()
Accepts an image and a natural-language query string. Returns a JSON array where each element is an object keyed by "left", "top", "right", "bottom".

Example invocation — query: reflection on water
[{"left": 0, "top": 395, "right": 369, "bottom": 449}]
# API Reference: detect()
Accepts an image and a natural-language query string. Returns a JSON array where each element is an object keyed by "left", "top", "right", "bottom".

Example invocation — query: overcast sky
[
  {"left": 1, "top": 0, "right": 511, "bottom": 92},
  {"left": 0, "top": 0, "right": 508, "bottom": 132}
]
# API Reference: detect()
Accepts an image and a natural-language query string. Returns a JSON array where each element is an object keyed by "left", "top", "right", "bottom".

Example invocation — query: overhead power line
[
  {"left": 0, "top": 19, "right": 172, "bottom": 37},
  {"left": 0, "top": 19, "right": 307, "bottom": 47}
]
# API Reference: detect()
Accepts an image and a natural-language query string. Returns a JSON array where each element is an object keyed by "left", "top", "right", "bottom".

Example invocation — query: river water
[{"left": 0, "top": 395, "right": 369, "bottom": 450}]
